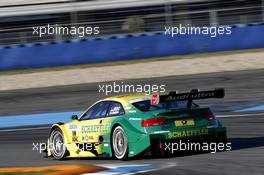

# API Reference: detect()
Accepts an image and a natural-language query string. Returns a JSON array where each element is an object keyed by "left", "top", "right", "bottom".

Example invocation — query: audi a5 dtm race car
[{"left": 46, "top": 88, "right": 227, "bottom": 160}]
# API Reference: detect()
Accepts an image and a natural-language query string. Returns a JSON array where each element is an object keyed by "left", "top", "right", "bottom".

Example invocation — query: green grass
[{"left": 0, "top": 48, "right": 263, "bottom": 76}]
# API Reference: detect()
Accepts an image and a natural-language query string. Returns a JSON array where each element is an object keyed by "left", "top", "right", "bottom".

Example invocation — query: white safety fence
[
  {"left": 0, "top": 0, "right": 70, "bottom": 6},
  {"left": 0, "top": 0, "right": 263, "bottom": 45}
]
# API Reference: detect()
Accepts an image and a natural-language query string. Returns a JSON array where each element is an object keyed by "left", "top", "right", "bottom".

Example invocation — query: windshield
[{"left": 132, "top": 100, "right": 196, "bottom": 112}]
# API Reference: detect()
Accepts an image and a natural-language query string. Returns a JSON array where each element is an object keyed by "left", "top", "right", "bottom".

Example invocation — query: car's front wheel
[
  {"left": 112, "top": 126, "right": 128, "bottom": 160},
  {"left": 49, "top": 128, "right": 67, "bottom": 160}
]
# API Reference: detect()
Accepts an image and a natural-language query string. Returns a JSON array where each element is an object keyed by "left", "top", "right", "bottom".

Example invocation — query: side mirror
[{"left": 71, "top": 115, "right": 79, "bottom": 121}]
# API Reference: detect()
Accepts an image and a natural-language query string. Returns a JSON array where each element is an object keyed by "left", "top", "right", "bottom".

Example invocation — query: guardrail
[{"left": 0, "top": 24, "right": 263, "bottom": 70}]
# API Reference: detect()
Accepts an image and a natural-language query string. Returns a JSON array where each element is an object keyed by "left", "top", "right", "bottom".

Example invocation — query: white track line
[
  {"left": 0, "top": 126, "right": 50, "bottom": 132},
  {"left": 83, "top": 163, "right": 176, "bottom": 175},
  {"left": 217, "top": 113, "right": 264, "bottom": 118}
]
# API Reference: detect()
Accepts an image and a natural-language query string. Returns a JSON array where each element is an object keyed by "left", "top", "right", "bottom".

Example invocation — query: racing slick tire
[
  {"left": 111, "top": 126, "right": 129, "bottom": 160},
  {"left": 49, "top": 128, "right": 67, "bottom": 160}
]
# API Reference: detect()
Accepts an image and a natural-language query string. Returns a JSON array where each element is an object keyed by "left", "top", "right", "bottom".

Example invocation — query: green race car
[{"left": 46, "top": 88, "right": 227, "bottom": 160}]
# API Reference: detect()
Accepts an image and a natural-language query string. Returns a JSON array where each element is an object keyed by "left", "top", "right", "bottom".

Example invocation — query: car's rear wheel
[
  {"left": 49, "top": 128, "right": 67, "bottom": 160},
  {"left": 112, "top": 126, "right": 128, "bottom": 160}
]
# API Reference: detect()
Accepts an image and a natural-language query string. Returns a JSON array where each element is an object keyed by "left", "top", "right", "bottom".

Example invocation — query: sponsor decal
[
  {"left": 151, "top": 93, "right": 159, "bottom": 105},
  {"left": 72, "top": 131, "right": 78, "bottom": 142},
  {"left": 153, "top": 130, "right": 169, "bottom": 134},
  {"left": 128, "top": 110, "right": 137, "bottom": 113},
  {"left": 160, "top": 89, "right": 224, "bottom": 103},
  {"left": 129, "top": 117, "right": 142, "bottom": 121},
  {"left": 82, "top": 124, "right": 110, "bottom": 133},
  {"left": 81, "top": 134, "right": 94, "bottom": 142},
  {"left": 168, "top": 128, "right": 209, "bottom": 139},
  {"left": 175, "top": 119, "right": 195, "bottom": 127},
  {"left": 165, "top": 92, "right": 215, "bottom": 101},
  {"left": 69, "top": 124, "right": 78, "bottom": 131},
  {"left": 82, "top": 134, "right": 90, "bottom": 141},
  {"left": 109, "top": 106, "right": 121, "bottom": 115},
  {"left": 88, "top": 135, "right": 94, "bottom": 140}
]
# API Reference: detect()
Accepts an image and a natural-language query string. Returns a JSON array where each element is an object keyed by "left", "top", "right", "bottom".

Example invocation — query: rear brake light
[
  {"left": 204, "top": 113, "right": 216, "bottom": 120},
  {"left": 141, "top": 117, "right": 167, "bottom": 127}
]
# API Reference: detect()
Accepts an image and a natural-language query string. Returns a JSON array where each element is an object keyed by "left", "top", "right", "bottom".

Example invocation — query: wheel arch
[
  {"left": 108, "top": 119, "right": 150, "bottom": 158},
  {"left": 48, "top": 123, "right": 70, "bottom": 159},
  {"left": 110, "top": 123, "right": 129, "bottom": 160},
  {"left": 110, "top": 123, "right": 122, "bottom": 144},
  {"left": 49, "top": 123, "right": 70, "bottom": 143}
]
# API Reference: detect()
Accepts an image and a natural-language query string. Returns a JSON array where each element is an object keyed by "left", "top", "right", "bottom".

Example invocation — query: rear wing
[{"left": 151, "top": 88, "right": 225, "bottom": 107}]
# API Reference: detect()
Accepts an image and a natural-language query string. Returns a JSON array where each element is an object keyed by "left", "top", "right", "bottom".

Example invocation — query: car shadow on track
[
  {"left": 229, "top": 136, "right": 264, "bottom": 151},
  {"left": 59, "top": 136, "right": 264, "bottom": 161},
  {"left": 131, "top": 136, "right": 264, "bottom": 160}
]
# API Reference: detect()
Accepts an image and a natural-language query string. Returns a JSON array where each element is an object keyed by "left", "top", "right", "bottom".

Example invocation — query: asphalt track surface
[{"left": 0, "top": 69, "right": 264, "bottom": 174}]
